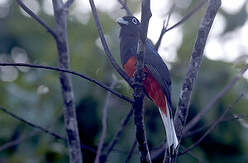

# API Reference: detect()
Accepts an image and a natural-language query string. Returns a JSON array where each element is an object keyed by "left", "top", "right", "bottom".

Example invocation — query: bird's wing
[{"left": 144, "top": 43, "right": 172, "bottom": 108}]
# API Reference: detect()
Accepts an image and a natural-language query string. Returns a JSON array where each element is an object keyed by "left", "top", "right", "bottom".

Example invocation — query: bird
[{"left": 116, "top": 16, "right": 179, "bottom": 151}]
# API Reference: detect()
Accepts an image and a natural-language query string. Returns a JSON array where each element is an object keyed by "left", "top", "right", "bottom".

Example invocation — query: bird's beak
[{"left": 116, "top": 17, "right": 128, "bottom": 25}]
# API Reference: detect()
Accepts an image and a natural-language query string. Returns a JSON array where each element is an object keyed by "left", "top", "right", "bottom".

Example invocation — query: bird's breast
[{"left": 123, "top": 56, "right": 136, "bottom": 77}]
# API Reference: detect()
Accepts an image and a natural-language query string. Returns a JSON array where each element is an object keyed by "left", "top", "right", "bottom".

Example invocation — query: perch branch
[{"left": 131, "top": 0, "right": 152, "bottom": 162}]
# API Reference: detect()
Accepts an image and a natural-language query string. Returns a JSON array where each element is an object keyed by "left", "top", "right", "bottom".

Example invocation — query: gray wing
[{"left": 144, "top": 45, "right": 172, "bottom": 108}]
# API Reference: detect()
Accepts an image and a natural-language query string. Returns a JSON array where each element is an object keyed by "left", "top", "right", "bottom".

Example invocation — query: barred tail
[{"left": 158, "top": 101, "right": 178, "bottom": 150}]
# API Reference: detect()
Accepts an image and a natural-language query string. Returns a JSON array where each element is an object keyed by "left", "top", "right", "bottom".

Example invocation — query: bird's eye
[{"left": 132, "top": 18, "right": 138, "bottom": 24}]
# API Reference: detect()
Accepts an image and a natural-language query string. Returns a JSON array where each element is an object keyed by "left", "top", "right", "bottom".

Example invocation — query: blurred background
[{"left": 0, "top": 0, "right": 248, "bottom": 162}]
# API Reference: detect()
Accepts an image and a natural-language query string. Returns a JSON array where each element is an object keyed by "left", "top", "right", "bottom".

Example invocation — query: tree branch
[
  {"left": 88, "top": 0, "right": 152, "bottom": 161},
  {"left": 117, "top": 0, "right": 132, "bottom": 16},
  {"left": 103, "top": 109, "right": 133, "bottom": 162},
  {"left": 174, "top": 0, "right": 221, "bottom": 145},
  {"left": 0, "top": 106, "right": 97, "bottom": 154},
  {"left": 154, "top": 6, "right": 174, "bottom": 51},
  {"left": 184, "top": 64, "right": 248, "bottom": 134},
  {"left": 125, "top": 140, "right": 138, "bottom": 163},
  {"left": 0, "top": 63, "right": 133, "bottom": 103},
  {"left": 13, "top": 2, "right": 83, "bottom": 160},
  {"left": 184, "top": 112, "right": 248, "bottom": 138},
  {"left": 154, "top": 0, "right": 208, "bottom": 51},
  {"left": 64, "top": 0, "right": 74, "bottom": 10},
  {"left": 179, "top": 94, "right": 243, "bottom": 156},
  {"left": 94, "top": 79, "right": 117, "bottom": 163},
  {"left": 0, "top": 130, "right": 39, "bottom": 152},
  {"left": 151, "top": 94, "right": 245, "bottom": 160},
  {"left": 179, "top": 146, "right": 206, "bottom": 162},
  {"left": 164, "top": 0, "right": 207, "bottom": 34},
  {"left": 131, "top": 0, "right": 152, "bottom": 162},
  {"left": 223, "top": 113, "right": 248, "bottom": 123},
  {"left": 15, "top": 0, "right": 57, "bottom": 40},
  {"left": 150, "top": 144, "right": 166, "bottom": 161},
  {"left": 52, "top": 0, "right": 82, "bottom": 162},
  {"left": 0, "top": 106, "right": 65, "bottom": 140},
  {"left": 89, "top": 0, "right": 133, "bottom": 87}
]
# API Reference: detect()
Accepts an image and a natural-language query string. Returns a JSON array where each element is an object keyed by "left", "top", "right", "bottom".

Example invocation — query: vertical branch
[
  {"left": 94, "top": 78, "right": 117, "bottom": 163},
  {"left": 52, "top": 0, "right": 82, "bottom": 163},
  {"left": 174, "top": 0, "right": 221, "bottom": 146},
  {"left": 140, "top": 0, "right": 152, "bottom": 42},
  {"left": 132, "top": 0, "right": 152, "bottom": 162}
]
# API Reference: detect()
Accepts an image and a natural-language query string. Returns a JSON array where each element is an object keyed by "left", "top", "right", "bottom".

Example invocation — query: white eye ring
[{"left": 132, "top": 18, "right": 138, "bottom": 24}]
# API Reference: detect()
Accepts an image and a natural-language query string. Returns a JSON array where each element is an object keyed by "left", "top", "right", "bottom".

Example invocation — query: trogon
[{"left": 116, "top": 16, "right": 178, "bottom": 150}]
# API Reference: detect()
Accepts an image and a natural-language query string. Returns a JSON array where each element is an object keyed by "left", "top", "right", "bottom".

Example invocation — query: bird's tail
[{"left": 158, "top": 100, "right": 178, "bottom": 151}]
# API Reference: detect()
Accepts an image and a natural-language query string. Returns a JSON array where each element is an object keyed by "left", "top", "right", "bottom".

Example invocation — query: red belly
[{"left": 124, "top": 57, "right": 167, "bottom": 115}]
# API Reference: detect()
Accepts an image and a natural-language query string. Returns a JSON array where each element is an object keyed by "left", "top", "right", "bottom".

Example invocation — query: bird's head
[{"left": 116, "top": 16, "right": 140, "bottom": 38}]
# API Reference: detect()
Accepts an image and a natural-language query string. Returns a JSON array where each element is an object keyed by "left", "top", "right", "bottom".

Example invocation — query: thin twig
[
  {"left": 174, "top": 0, "right": 221, "bottom": 144},
  {"left": 154, "top": 5, "right": 174, "bottom": 51},
  {"left": 0, "top": 106, "right": 97, "bottom": 154},
  {"left": 179, "top": 94, "right": 244, "bottom": 156},
  {"left": 64, "top": 0, "right": 74, "bottom": 9},
  {"left": 89, "top": 0, "right": 133, "bottom": 87},
  {"left": 183, "top": 124, "right": 208, "bottom": 138},
  {"left": 103, "top": 109, "right": 133, "bottom": 162},
  {"left": 0, "top": 106, "right": 65, "bottom": 140},
  {"left": 184, "top": 113, "right": 248, "bottom": 138},
  {"left": 184, "top": 64, "right": 248, "bottom": 134},
  {"left": 117, "top": 0, "right": 132, "bottom": 16},
  {"left": 180, "top": 146, "right": 206, "bottom": 163},
  {"left": 15, "top": 0, "right": 57, "bottom": 40},
  {"left": 150, "top": 144, "right": 166, "bottom": 161},
  {"left": 164, "top": 0, "right": 207, "bottom": 33},
  {"left": 0, "top": 130, "right": 39, "bottom": 152},
  {"left": 95, "top": 79, "right": 117, "bottom": 163},
  {"left": 0, "top": 63, "right": 133, "bottom": 103},
  {"left": 125, "top": 140, "right": 137, "bottom": 163},
  {"left": 223, "top": 113, "right": 248, "bottom": 122}
]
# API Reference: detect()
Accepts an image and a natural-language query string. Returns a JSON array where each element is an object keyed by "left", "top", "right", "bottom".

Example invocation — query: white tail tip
[{"left": 158, "top": 107, "right": 179, "bottom": 150}]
